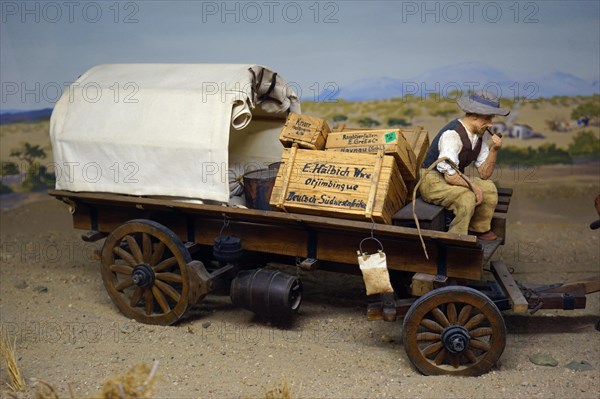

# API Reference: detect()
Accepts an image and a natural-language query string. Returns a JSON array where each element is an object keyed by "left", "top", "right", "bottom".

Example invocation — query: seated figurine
[{"left": 419, "top": 90, "right": 510, "bottom": 241}]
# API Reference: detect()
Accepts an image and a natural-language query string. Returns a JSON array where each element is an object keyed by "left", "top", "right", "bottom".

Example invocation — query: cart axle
[
  {"left": 131, "top": 264, "right": 155, "bottom": 288},
  {"left": 441, "top": 326, "right": 470, "bottom": 354}
]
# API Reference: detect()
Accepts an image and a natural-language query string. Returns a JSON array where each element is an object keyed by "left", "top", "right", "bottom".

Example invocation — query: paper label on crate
[
  {"left": 332, "top": 145, "right": 387, "bottom": 153},
  {"left": 326, "top": 130, "right": 400, "bottom": 148}
]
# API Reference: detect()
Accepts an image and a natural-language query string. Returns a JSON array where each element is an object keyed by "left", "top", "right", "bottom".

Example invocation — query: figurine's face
[{"left": 473, "top": 114, "right": 494, "bottom": 135}]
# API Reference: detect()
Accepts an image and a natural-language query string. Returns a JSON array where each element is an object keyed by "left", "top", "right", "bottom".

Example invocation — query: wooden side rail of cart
[{"left": 49, "top": 189, "right": 491, "bottom": 280}]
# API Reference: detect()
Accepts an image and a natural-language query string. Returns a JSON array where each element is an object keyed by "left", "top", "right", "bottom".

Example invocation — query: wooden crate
[
  {"left": 269, "top": 147, "right": 407, "bottom": 224},
  {"left": 325, "top": 128, "right": 417, "bottom": 181},
  {"left": 401, "top": 126, "right": 430, "bottom": 171},
  {"left": 279, "top": 113, "right": 330, "bottom": 150}
]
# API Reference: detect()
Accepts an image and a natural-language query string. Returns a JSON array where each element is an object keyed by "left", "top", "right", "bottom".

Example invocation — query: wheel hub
[
  {"left": 131, "top": 263, "right": 155, "bottom": 288},
  {"left": 441, "top": 325, "right": 470, "bottom": 354}
]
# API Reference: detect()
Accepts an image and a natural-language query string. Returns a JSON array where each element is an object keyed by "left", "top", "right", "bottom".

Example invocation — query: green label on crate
[{"left": 384, "top": 131, "right": 397, "bottom": 143}]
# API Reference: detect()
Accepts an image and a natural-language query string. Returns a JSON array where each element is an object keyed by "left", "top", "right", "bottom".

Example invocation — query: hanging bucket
[
  {"left": 242, "top": 168, "right": 278, "bottom": 210},
  {"left": 213, "top": 235, "right": 243, "bottom": 263},
  {"left": 230, "top": 268, "right": 302, "bottom": 320}
]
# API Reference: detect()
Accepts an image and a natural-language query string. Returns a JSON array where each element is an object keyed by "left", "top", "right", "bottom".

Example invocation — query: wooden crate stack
[
  {"left": 271, "top": 113, "right": 408, "bottom": 224},
  {"left": 328, "top": 124, "right": 430, "bottom": 197}
]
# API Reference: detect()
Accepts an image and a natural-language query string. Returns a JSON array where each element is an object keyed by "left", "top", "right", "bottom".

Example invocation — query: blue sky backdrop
[{"left": 1, "top": 0, "right": 599, "bottom": 110}]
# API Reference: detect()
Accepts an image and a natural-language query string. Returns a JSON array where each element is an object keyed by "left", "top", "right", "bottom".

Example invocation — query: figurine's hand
[{"left": 490, "top": 134, "right": 503, "bottom": 151}]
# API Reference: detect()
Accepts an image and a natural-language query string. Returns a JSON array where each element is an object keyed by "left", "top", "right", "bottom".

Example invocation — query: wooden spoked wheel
[
  {"left": 101, "top": 219, "right": 192, "bottom": 325},
  {"left": 402, "top": 286, "right": 506, "bottom": 376}
]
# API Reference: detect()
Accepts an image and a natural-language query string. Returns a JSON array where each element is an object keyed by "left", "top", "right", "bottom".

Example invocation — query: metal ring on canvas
[{"left": 359, "top": 237, "right": 384, "bottom": 254}]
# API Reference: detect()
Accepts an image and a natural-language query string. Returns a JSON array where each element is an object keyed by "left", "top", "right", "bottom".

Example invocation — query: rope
[{"left": 411, "top": 157, "right": 473, "bottom": 259}]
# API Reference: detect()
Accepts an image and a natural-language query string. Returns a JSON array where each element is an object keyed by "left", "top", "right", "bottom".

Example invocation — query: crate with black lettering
[
  {"left": 279, "top": 113, "right": 330, "bottom": 150},
  {"left": 269, "top": 147, "right": 407, "bottom": 224},
  {"left": 326, "top": 128, "right": 417, "bottom": 181}
]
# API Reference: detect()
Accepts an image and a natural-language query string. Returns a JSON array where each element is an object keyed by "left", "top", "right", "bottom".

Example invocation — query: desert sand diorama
[{"left": 1, "top": 94, "right": 599, "bottom": 398}]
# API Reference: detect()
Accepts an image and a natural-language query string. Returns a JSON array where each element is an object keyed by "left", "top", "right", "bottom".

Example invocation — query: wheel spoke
[
  {"left": 142, "top": 233, "right": 152, "bottom": 263},
  {"left": 434, "top": 348, "right": 447, "bottom": 365},
  {"left": 154, "top": 256, "right": 178, "bottom": 273},
  {"left": 464, "top": 313, "right": 486, "bottom": 331},
  {"left": 469, "top": 338, "right": 491, "bottom": 352},
  {"left": 110, "top": 264, "right": 133, "bottom": 275},
  {"left": 422, "top": 341, "right": 443, "bottom": 357},
  {"left": 155, "top": 272, "right": 183, "bottom": 283},
  {"left": 154, "top": 280, "right": 181, "bottom": 303},
  {"left": 150, "top": 242, "right": 166, "bottom": 266},
  {"left": 420, "top": 318, "right": 444, "bottom": 333},
  {"left": 113, "top": 247, "right": 137, "bottom": 267},
  {"left": 125, "top": 235, "right": 143, "bottom": 264},
  {"left": 115, "top": 278, "right": 134, "bottom": 292},
  {"left": 450, "top": 354, "right": 461, "bottom": 369},
  {"left": 447, "top": 303, "right": 457, "bottom": 324},
  {"left": 457, "top": 304, "right": 472, "bottom": 325},
  {"left": 431, "top": 307, "right": 450, "bottom": 328},
  {"left": 464, "top": 349, "right": 478, "bottom": 364},
  {"left": 130, "top": 287, "right": 143, "bottom": 307},
  {"left": 152, "top": 286, "right": 171, "bottom": 314},
  {"left": 417, "top": 332, "right": 440, "bottom": 341},
  {"left": 470, "top": 327, "right": 493, "bottom": 338},
  {"left": 144, "top": 288, "right": 154, "bottom": 315}
]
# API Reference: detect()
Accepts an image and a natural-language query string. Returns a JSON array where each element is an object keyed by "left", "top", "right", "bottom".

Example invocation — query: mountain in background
[
  {"left": 0, "top": 108, "right": 53, "bottom": 125},
  {"left": 0, "top": 64, "right": 597, "bottom": 120},
  {"left": 327, "top": 62, "right": 599, "bottom": 101}
]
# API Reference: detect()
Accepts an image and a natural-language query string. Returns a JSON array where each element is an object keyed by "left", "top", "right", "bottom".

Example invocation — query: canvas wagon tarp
[{"left": 50, "top": 64, "right": 300, "bottom": 202}]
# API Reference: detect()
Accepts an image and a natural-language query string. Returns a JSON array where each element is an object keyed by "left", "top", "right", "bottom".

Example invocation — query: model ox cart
[{"left": 48, "top": 64, "right": 600, "bottom": 377}]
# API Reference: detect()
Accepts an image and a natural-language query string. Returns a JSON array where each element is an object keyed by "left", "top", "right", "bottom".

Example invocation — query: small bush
[
  {"left": 568, "top": 130, "right": 600, "bottom": 158},
  {"left": 357, "top": 117, "right": 380, "bottom": 127}
]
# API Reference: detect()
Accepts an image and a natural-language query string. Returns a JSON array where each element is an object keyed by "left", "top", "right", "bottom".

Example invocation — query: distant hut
[{"left": 510, "top": 124, "right": 534, "bottom": 139}]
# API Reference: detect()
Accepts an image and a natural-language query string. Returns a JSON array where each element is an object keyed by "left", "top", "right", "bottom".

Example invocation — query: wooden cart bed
[{"left": 49, "top": 189, "right": 494, "bottom": 281}]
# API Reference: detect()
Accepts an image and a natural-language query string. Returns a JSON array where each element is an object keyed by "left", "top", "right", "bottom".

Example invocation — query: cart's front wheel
[
  {"left": 402, "top": 286, "right": 506, "bottom": 376},
  {"left": 101, "top": 219, "right": 192, "bottom": 325}
]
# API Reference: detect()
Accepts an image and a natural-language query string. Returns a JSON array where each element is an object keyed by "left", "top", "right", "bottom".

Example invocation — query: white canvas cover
[{"left": 50, "top": 64, "right": 300, "bottom": 202}]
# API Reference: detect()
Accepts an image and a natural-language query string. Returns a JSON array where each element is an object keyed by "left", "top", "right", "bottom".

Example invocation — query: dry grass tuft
[
  {"left": 33, "top": 379, "right": 60, "bottom": 399},
  {"left": 99, "top": 361, "right": 160, "bottom": 399},
  {"left": 262, "top": 377, "right": 293, "bottom": 399},
  {"left": 0, "top": 327, "right": 26, "bottom": 392}
]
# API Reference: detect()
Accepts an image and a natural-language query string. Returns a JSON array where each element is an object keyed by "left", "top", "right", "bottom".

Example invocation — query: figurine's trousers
[{"left": 418, "top": 169, "right": 498, "bottom": 234}]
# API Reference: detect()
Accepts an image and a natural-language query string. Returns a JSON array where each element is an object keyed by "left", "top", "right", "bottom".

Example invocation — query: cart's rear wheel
[
  {"left": 402, "top": 286, "right": 506, "bottom": 376},
  {"left": 101, "top": 219, "right": 191, "bottom": 325}
]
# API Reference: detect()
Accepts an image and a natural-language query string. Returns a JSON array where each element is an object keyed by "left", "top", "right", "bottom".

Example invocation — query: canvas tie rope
[{"left": 411, "top": 157, "right": 474, "bottom": 259}]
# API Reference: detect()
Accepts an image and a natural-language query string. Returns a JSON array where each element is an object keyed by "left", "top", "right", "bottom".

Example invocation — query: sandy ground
[{"left": 0, "top": 164, "right": 599, "bottom": 399}]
